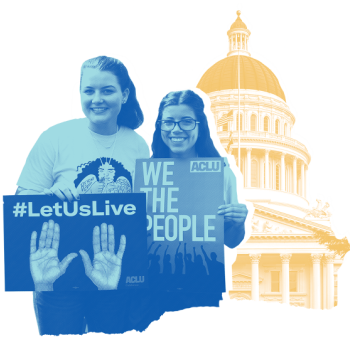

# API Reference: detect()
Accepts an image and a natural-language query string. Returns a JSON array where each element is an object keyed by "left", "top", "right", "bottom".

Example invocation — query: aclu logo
[
  {"left": 190, "top": 160, "right": 221, "bottom": 173},
  {"left": 126, "top": 276, "right": 145, "bottom": 284}
]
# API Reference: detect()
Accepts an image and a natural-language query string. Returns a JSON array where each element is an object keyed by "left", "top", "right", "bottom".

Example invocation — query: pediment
[
  {"left": 252, "top": 204, "right": 333, "bottom": 235},
  {"left": 251, "top": 214, "right": 311, "bottom": 236}
]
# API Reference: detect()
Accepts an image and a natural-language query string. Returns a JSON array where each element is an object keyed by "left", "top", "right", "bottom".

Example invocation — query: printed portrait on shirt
[{"left": 74, "top": 157, "right": 132, "bottom": 194}]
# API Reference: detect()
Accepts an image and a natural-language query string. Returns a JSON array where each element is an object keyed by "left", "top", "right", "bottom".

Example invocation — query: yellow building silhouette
[{"left": 197, "top": 11, "right": 342, "bottom": 309}]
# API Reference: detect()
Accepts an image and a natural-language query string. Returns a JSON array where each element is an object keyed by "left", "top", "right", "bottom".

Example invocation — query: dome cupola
[{"left": 227, "top": 10, "right": 251, "bottom": 57}]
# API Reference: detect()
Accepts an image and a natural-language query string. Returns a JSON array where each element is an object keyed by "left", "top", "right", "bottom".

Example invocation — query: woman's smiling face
[
  {"left": 80, "top": 68, "right": 129, "bottom": 135},
  {"left": 160, "top": 104, "right": 199, "bottom": 158}
]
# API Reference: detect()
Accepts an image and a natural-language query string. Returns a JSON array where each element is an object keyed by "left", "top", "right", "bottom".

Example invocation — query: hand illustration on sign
[
  {"left": 29, "top": 221, "right": 127, "bottom": 291},
  {"left": 30, "top": 220, "right": 78, "bottom": 291},
  {"left": 79, "top": 223, "right": 126, "bottom": 290}
]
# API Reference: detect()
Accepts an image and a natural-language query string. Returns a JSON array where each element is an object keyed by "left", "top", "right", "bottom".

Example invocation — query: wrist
[
  {"left": 19, "top": 189, "right": 43, "bottom": 196},
  {"left": 97, "top": 287, "right": 116, "bottom": 291},
  {"left": 35, "top": 283, "right": 54, "bottom": 291}
]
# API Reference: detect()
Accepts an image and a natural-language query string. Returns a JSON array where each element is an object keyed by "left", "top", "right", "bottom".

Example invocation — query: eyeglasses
[{"left": 158, "top": 119, "right": 200, "bottom": 131}]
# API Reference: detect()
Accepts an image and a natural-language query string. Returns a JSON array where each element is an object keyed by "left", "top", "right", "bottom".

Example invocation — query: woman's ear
[{"left": 122, "top": 88, "right": 130, "bottom": 104}]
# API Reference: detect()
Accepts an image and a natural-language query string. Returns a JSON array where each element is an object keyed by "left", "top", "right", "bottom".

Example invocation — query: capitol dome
[
  {"left": 200, "top": 11, "right": 340, "bottom": 311},
  {"left": 196, "top": 11, "right": 311, "bottom": 211},
  {"left": 197, "top": 55, "right": 286, "bottom": 102}
]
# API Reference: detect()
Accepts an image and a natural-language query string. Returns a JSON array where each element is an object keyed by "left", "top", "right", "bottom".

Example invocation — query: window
[
  {"left": 251, "top": 114, "right": 257, "bottom": 131},
  {"left": 275, "top": 119, "right": 279, "bottom": 134},
  {"left": 290, "top": 271, "right": 297, "bottom": 292},
  {"left": 271, "top": 271, "right": 280, "bottom": 292},
  {"left": 222, "top": 123, "right": 228, "bottom": 131},
  {"left": 264, "top": 116, "right": 269, "bottom": 132},
  {"left": 284, "top": 123, "right": 287, "bottom": 136},
  {"left": 285, "top": 166, "right": 291, "bottom": 192},
  {"left": 236, "top": 114, "right": 243, "bottom": 131},
  {"left": 251, "top": 160, "right": 258, "bottom": 187},
  {"left": 276, "top": 164, "right": 280, "bottom": 190}
]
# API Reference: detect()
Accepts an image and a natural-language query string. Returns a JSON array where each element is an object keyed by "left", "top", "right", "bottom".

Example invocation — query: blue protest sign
[
  {"left": 3, "top": 194, "right": 147, "bottom": 291},
  {"left": 134, "top": 158, "right": 225, "bottom": 293}
]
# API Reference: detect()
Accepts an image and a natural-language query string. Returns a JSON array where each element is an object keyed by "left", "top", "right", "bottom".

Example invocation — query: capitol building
[{"left": 197, "top": 12, "right": 342, "bottom": 309}]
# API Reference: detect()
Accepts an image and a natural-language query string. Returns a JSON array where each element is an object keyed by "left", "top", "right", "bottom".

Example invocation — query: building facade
[{"left": 197, "top": 11, "right": 342, "bottom": 309}]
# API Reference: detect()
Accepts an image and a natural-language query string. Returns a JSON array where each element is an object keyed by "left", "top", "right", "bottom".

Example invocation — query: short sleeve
[
  {"left": 17, "top": 131, "right": 56, "bottom": 192},
  {"left": 138, "top": 135, "right": 150, "bottom": 159}
]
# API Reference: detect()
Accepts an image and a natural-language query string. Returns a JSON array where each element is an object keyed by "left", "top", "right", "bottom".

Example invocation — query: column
[
  {"left": 325, "top": 253, "right": 335, "bottom": 309},
  {"left": 240, "top": 33, "right": 242, "bottom": 49},
  {"left": 247, "top": 148, "right": 252, "bottom": 188},
  {"left": 249, "top": 254, "right": 261, "bottom": 301},
  {"left": 260, "top": 156, "right": 264, "bottom": 188},
  {"left": 265, "top": 150, "right": 270, "bottom": 189},
  {"left": 280, "top": 254, "right": 292, "bottom": 304},
  {"left": 304, "top": 166, "right": 308, "bottom": 198},
  {"left": 292, "top": 156, "right": 297, "bottom": 194},
  {"left": 281, "top": 152, "right": 286, "bottom": 191},
  {"left": 322, "top": 261, "right": 327, "bottom": 309},
  {"left": 311, "top": 254, "right": 323, "bottom": 309},
  {"left": 301, "top": 162, "right": 305, "bottom": 198},
  {"left": 305, "top": 165, "right": 310, "bottom": 199}
]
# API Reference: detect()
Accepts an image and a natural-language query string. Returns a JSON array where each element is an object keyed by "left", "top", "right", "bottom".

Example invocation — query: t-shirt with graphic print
[
  {"left": 17, "top": 118, "right": 150, "bottom": 192},
  {"left": 17, "top": 118, "right": 149, "bottom": 291}
]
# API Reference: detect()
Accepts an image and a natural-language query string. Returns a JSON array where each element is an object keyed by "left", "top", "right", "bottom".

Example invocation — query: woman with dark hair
[
  {"left": 151, "top": 90, "right": 248, "bottom": 310},
  {"left": 152, "top": 90, "right": 220, "bottom": 159},
  {"left": 16, "top": 56, "right": 149, "bottom": 335}
]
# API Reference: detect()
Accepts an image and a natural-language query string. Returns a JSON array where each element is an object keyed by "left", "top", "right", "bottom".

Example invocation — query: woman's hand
[
  {"left": 218, "top": 204, "right": 248, "bottom": 248},
  {"left": 217, "top": 203, "right": 248, "bottom": 227},
  {"left": 42, "top": 182, "right": 80, "bottom": 202},
  {"left": 30, "top": 220, "right": 78, "bottom": 291},
  {"left": 79, "top": 224, "right": 126, "bottom": 291}
]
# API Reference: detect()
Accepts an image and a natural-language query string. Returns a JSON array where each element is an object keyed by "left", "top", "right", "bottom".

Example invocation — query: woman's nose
[
  {"left": 172, "top": 122, "right": 182, "bottom": 133},
  {"left": 92, "top": 92, "right": 102, "bottom": 104}
]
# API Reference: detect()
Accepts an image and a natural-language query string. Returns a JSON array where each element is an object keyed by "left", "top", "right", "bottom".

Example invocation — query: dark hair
[
  {"left": 74, "top": 157, "right": 132, "bottom": 188},
  {"left": 151, "top": 90, "right": 220, "bottom": 158},
  {"left": 81, "top": 56, "right": 143, "bottom": 129}
]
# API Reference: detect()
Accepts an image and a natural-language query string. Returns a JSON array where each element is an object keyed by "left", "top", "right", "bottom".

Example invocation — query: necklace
[{"left": 89, "top": 127, "right": 118, "bottom": 166}]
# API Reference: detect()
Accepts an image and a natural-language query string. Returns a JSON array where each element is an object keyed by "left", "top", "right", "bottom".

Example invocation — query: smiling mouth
[
  {"left": 170, "top": 137, "right": 187, "bottom": 142},
  {"left": 91, "top": 107, "right": 108, "bottom": 114}
]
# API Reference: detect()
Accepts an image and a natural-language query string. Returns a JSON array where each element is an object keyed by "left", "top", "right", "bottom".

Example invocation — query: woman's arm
[
  {"left": 16, "top": 183, "right": 80, "bottom": 202},
  {"left": 224, "top": 215, "right": 245, "bottom": 248},
  {"left": 219, "top": 163, "right": 248, "bottom": 248},
  {"left": 15, "top": 187, "right": 43, "bottom": 195}
]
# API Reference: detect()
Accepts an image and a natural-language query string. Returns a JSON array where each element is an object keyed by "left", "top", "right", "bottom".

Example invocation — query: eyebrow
[
  {"left": 83, "top": 85, "right": 116, "bottom": 89},
  {"left": 162, "top": 116, "right": 194, "bottom": 120}
]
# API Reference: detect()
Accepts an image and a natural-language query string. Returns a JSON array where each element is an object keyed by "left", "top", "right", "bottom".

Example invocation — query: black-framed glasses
[{"left": 158, "top": 119, "right": 200, "bottom": 131}]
